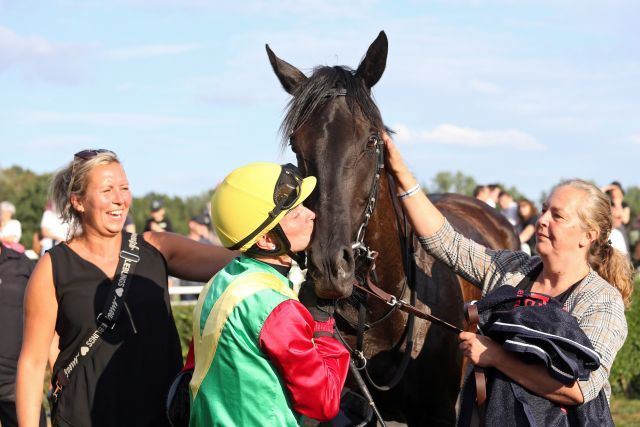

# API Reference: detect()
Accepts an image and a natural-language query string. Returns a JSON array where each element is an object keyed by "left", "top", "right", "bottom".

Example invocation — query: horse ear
[
  {"left": 266, "top": 44, "right": 308, "bottom": 95},
  {"left": 355, "top": 31, "right": 388, "bottom": 89}
]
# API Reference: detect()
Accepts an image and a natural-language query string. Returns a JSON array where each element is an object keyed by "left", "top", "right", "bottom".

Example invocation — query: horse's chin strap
[{"left": 246, "top": 224, "right": 306, "bottom": 269}]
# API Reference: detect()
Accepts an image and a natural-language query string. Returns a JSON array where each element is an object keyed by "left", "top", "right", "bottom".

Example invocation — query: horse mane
[{"left": 279, "top": 65, "right": 384, "bottom": 150}]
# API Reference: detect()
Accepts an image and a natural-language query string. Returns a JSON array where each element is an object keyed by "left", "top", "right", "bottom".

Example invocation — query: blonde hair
[
  {"left": 0, "top": 201, "right": 16, "bottom": 215},
  {"left": 553, "top": 179, "right": 634, "bottom": 307},
  {"left": 50, "top": 151, "right": 121, "bottom": 238}
]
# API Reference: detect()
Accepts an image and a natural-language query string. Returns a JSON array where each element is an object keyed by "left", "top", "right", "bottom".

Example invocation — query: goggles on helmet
[
  {"left": 273, "top": 163, "right": 303, "bottom": 209},
  {"left": 228, "top": 163, "right": 304, "bottom": 251}
]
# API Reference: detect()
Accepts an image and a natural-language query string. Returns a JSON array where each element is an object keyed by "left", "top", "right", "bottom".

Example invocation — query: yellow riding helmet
[{"left": 211, "top": 162, "right": 316, "bottom": 252}]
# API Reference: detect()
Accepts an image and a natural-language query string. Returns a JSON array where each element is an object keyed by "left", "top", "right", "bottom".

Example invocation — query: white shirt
[
  {"left": 609, "top": 228, "right": 628, "bottom": 255},
  {"left": 40, "top": 209, "right": 70, "bottom": 254},
  {"left": 0, "top": 218, "right": 22, "bottom": 242},
  {"left": 501, "top": 201, "right": 519, "bottom": 227}
]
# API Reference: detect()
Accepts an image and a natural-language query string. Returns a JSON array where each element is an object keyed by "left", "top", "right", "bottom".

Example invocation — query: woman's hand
[
  {"left": 381, "top": 131, "right": 417, "bottom": 193},
  {"left": 458, "top": 331, "right": 503, "bottom": 368},
  {"left": 381, "top": 131, "right": 407, "bottom": 177},
  {"left": 459, "top": 331, "right": 585, "bottom": 405}
]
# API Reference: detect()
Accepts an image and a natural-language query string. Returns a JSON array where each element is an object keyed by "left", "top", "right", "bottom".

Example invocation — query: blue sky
[{"left": 1, "top": 0, "right": 638, "bottom": 201}]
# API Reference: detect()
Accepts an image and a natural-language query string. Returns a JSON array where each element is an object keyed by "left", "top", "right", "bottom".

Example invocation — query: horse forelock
[{"left": 279, "top": 65, "right": 384, "bottom": 150}]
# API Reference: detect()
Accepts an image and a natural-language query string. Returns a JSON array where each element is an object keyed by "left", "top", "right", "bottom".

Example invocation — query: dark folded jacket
[{"left": 458, "top": 286, "right": 614, "bottom": 427}]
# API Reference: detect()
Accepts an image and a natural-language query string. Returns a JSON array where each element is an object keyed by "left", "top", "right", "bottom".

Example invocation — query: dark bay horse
[{"left": 267, "top": 31, "right": 519, "bottom": 426}]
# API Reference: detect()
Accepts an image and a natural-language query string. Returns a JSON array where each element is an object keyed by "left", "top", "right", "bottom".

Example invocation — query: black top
[
  {"left": 521, "top": 214, "right": 539, "bottom": 256},
  {"left": 49, "top": 233, "right": 182, "bottom": 427},
  {"left": 515, "top": 263, "right": 581, "bottom": 306},
  {"left": 0, "top": 244, "right": 34, "bottom": 401}
]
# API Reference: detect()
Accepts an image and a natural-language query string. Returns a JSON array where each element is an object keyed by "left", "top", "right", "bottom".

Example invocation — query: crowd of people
[
  {"left": 0, "top": 141, "right": 636, "bottom": 426},
  {"left": 473, "top": 182, "right": 640, "bottom": 266}
]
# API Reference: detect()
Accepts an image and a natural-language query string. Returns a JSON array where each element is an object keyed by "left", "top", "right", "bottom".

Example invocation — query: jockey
[{"left": 189, "top": 162, "right": 350, "bottom": 426}]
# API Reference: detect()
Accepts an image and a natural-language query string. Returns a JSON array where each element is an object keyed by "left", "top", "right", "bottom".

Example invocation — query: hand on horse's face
[
  {"left": 381, "top": 131, "right": 412, "bottom": 187},
  {"left": 458, "top": 331, "right": 502, "bottom": 368},
  {"left": 381, "top": 131, "right": 401, "bottom": 171}
]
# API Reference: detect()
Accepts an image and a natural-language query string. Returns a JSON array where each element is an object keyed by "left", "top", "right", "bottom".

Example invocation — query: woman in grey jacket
[{"left": 382, "top": 131, "right": 632, "bottom": 407}]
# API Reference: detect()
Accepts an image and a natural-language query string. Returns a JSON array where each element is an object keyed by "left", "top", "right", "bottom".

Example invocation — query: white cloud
[
  {"left": 21, "top": 111, "right": 212, "bottom": 128},
  {"left": 394, "top": 123, "right": 546, "bottom": 151},
  {"left": 103, "top": 43, "right": 200, "bottom": 60},
  {"left": 0, "top": 25, "right": 89, "bottom": 84},
  {"left": 629, "top": 134, "right": 640, "bottom": 145}
]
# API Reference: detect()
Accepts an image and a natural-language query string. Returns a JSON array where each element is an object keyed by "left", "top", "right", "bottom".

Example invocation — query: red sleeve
[
  {"left": 259, "top": 299, "right": 350, "bottom": 421},
  {"left": 183, "top": 339, "right": 195, "bottom": 371}
]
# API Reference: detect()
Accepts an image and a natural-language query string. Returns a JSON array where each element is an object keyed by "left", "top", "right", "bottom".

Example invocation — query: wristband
[{"left": 397, "top": 183, "right": 421, "bottom": 200}]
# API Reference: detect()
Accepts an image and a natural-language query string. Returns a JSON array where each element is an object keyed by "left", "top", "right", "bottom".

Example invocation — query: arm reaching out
[{"left": 382, "top": 131, "right": 445, "bottom": 238}]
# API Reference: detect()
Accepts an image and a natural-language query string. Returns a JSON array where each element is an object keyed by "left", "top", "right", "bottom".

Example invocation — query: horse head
[{"left": 267, "top": 31, "right": 388, "bottom": 299}]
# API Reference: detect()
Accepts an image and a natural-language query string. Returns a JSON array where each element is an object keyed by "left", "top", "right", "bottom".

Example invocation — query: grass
[{"left": 612, "top": 396, "right": 640, "bottom": 426}]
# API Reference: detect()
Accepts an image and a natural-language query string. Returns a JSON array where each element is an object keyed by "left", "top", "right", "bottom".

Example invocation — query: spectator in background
[
  {"left": 143, "top": 199, "right": 173, "bottom": 233},
  {"left": 517, "top": 198, "right": 539, "bottom": 256},
  {"left": 473, "top": 185, "right": 492, "bottom": 205},
  {"left": 0, "top": 243, "right": 46, "bottom": 427},
  {"left": 39, "top": 200, "right": 69, "bottom": 256},
  {"left": 187, "top": 214, "right": 212, "bottom": 244},
  {"left": 487, "top": 183, "right": 501, "bottom": 208},
  {"left": 498, "top": 190, "right": 520, "bottom": 229},
  {"left": 123, "top": 214, "right": 136, "bottom": 233},
  {"left": 177, "top": 214, "right": 214, "bottom": 301},
  {"left": 630, "top": 214, "right": 640, "bottom": 270},
  {"left": 603, "top": 181, "right": 631, "bottom": 226},
  {"left": 609, "top": 199, "right": 629, "bottom": 257},
  {"left": 0, "top": 201, "right": 23, "bottom": 252},
  {"left": 603, "top": 181, "right": 631, "bottom": 254}
]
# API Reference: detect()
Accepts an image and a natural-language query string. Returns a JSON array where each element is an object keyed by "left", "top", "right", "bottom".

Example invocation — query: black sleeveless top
[{"left": 50, "top": 233, "right": 182, "bottom": 427}]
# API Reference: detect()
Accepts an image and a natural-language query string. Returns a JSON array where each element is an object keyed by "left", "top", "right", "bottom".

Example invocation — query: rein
[{"left": 353, "top": 254, "right": 462, "bottom": 335}]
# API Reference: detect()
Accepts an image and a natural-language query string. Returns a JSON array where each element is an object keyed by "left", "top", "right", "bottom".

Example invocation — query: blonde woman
[
  {"left": 17, "top": 149, "right": 235, "bottom": 427},
  {"left": 383, "top": 132, "right": 631, "bottom": 418}
]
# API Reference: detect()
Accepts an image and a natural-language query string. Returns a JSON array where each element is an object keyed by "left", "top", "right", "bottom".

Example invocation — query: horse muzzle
[{"left": 307, "top": 243, "right": 356, "bottom": 299}]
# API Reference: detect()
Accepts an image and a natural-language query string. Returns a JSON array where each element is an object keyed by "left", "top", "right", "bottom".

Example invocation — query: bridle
[
  {"left": 351, "top": 132, "right": 385, "bottom": 257},
  {"left": 302, "top": 88, "right": 463, "bottom": 424},
  {"left": 332, "top": 129, "right": 461, "bottom": 390}
]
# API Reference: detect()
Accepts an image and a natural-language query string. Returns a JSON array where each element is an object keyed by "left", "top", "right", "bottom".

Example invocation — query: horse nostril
[
  {"left": 342, "top": 247, "right": 354, "bottom": 267},
  {"left": 333, "top": 246, "right": 354, "bottom": 280}
]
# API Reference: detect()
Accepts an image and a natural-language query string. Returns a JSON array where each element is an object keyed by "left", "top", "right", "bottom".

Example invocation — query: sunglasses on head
[
  {"left": 74, "top": 149, "right": 116, "bottom": 161},
  {"left": 66, "top": 149, "right": 117, "bottom": 200}
]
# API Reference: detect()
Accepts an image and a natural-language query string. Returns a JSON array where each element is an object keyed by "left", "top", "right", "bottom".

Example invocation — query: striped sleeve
[
  {"left": 417, "top": 219, "right": 532, "bottom": 294},
  {"left": 573, "top": 286, "right": 627, "bottom": 402}
]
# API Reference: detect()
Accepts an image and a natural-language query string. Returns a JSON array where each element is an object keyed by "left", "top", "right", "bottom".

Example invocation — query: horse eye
[{"left": 366, "top": 135, "right": 378, "bottom": 149}]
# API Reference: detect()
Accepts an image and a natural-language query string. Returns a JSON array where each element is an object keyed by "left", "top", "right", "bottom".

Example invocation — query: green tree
[
  {"left": 429, "top": 171, "right": 478, "bottom": 196},
  {"left": 130, "top": 191, "right": 213, "bottom": 235},
  {"left": 427, "top": 171, "right": 527, "bottom": 200},
  {"left": 0, "top": 166, "right": 51, "bottom": 248},
  {"left": 0, "top": 165, "right": 217, "bottom": 250},
  {"left": 625, "top": 186, "right": 640, "bottom": 221}
]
